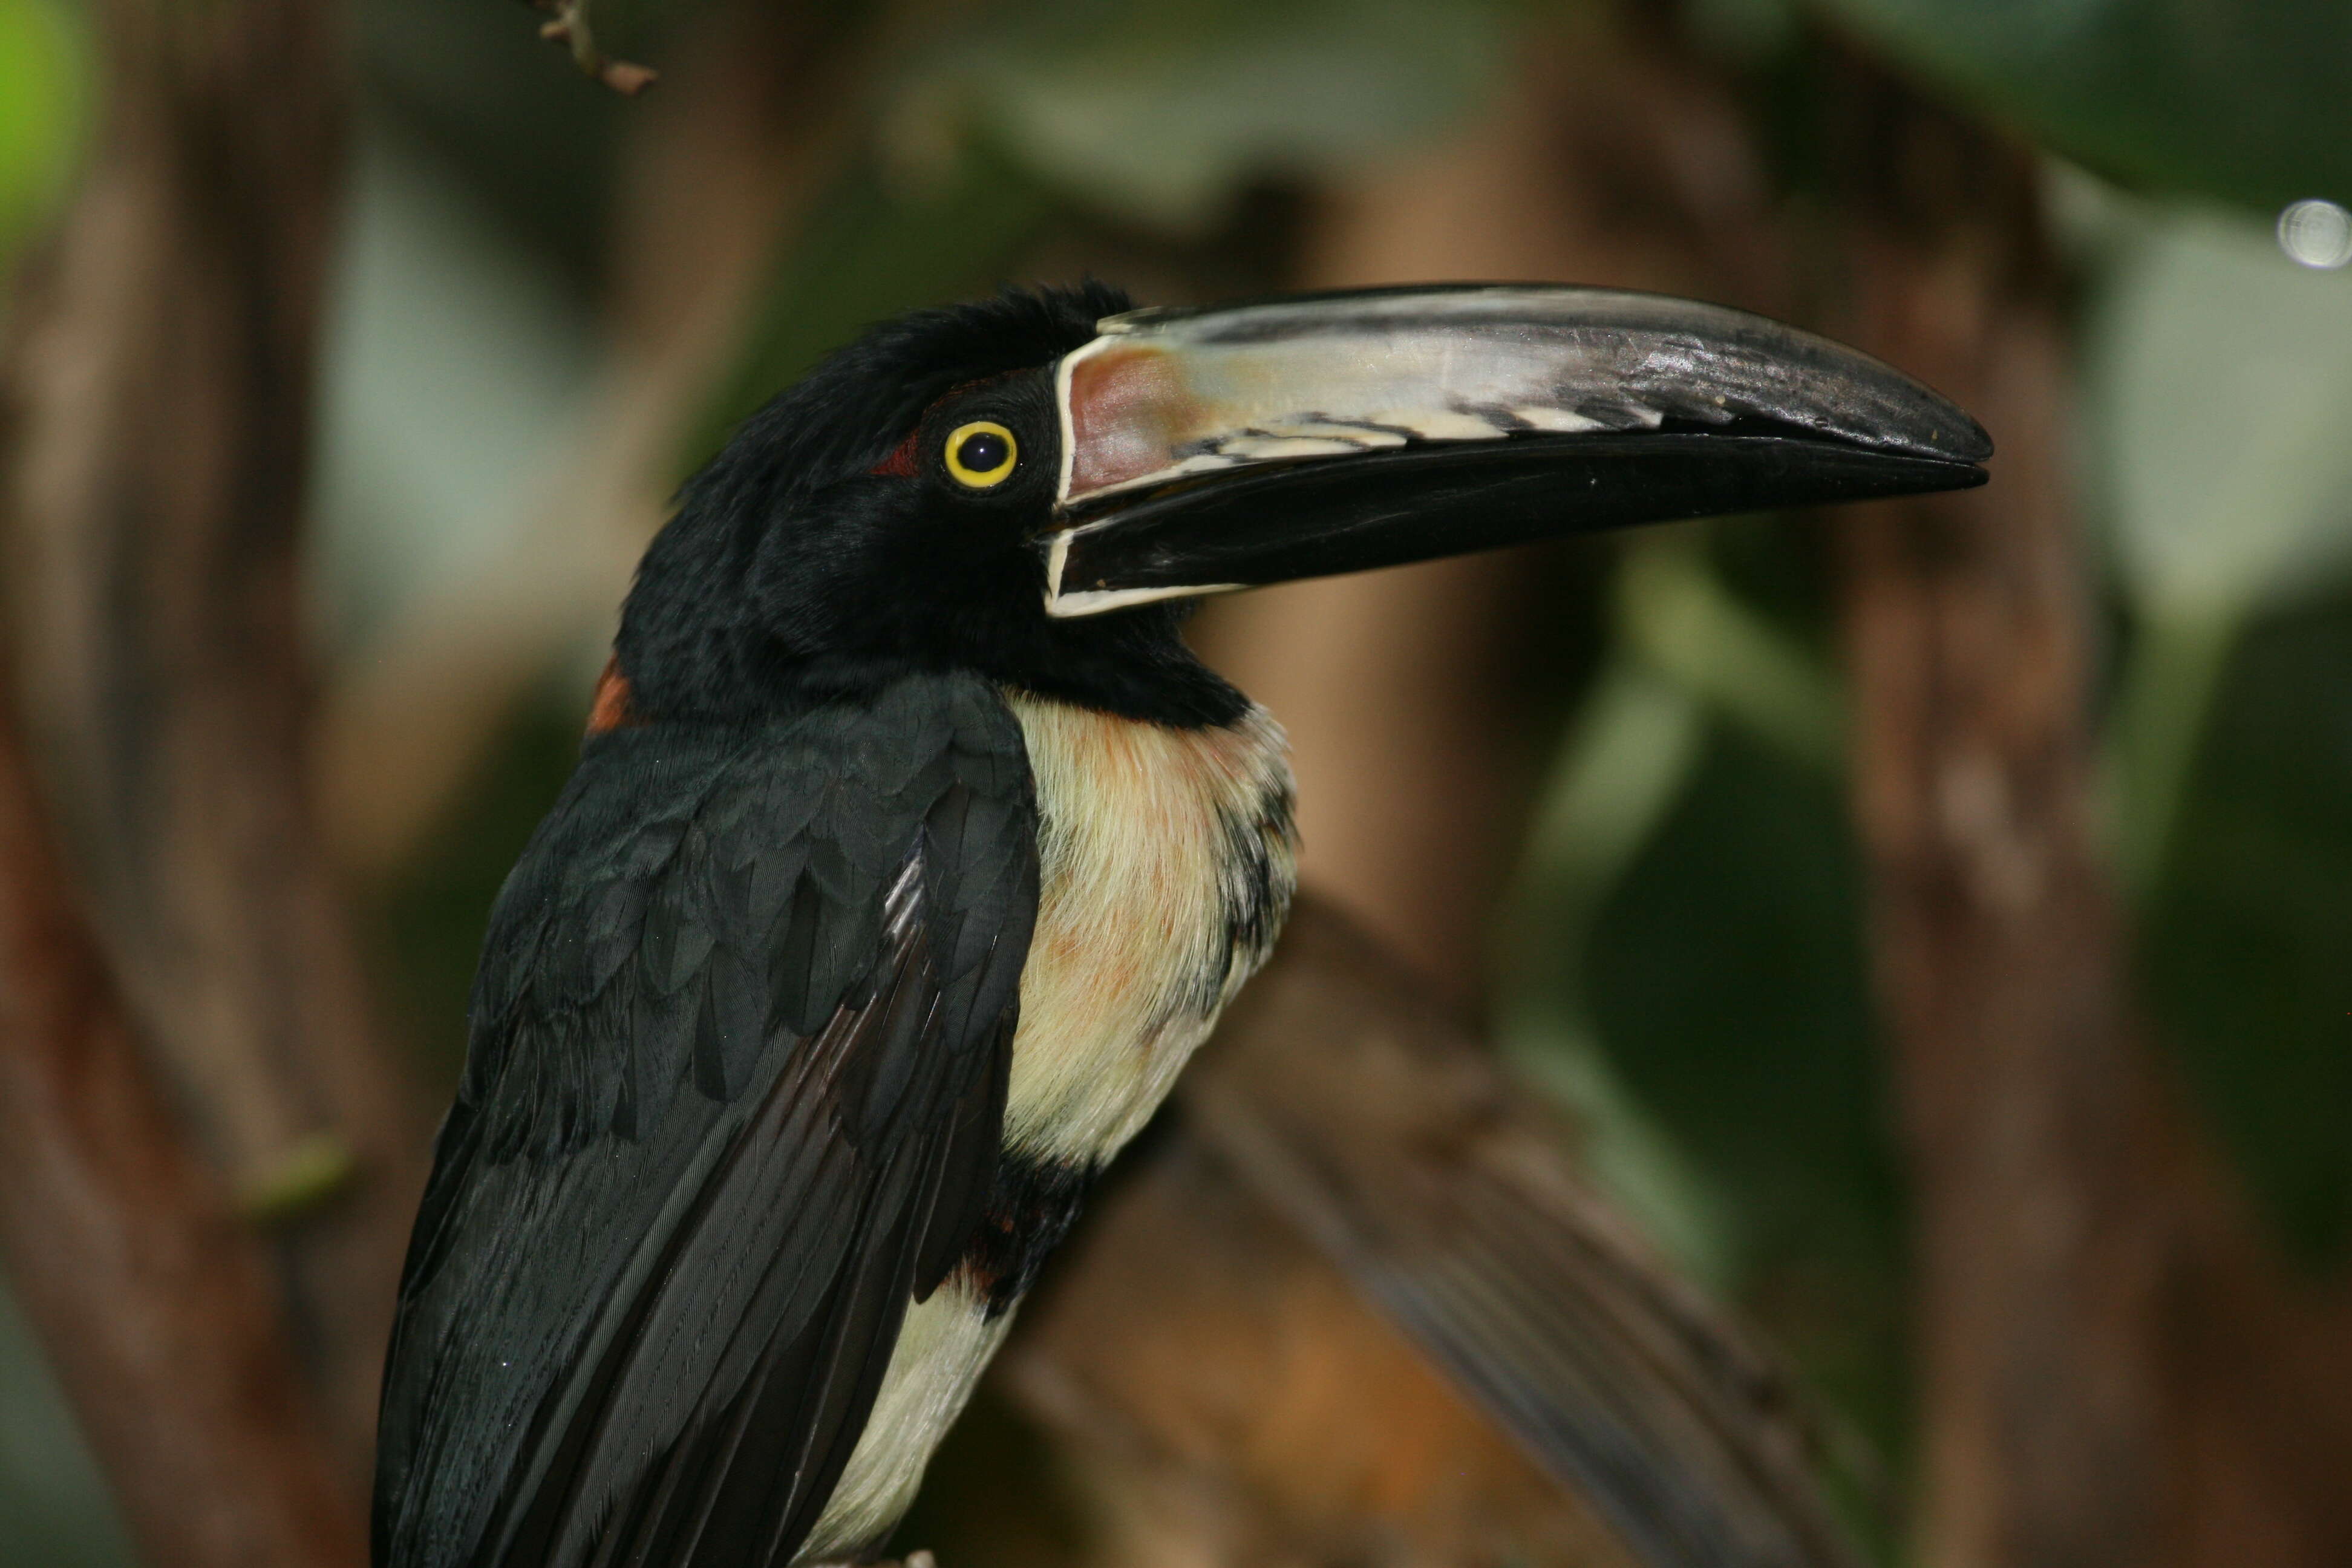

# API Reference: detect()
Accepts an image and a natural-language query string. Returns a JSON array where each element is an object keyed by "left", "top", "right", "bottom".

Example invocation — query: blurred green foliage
[
  {"left": 1817, "top": 0, "right": 2352, "bottom": 209},
  {"left": 2, "top": 0, "right": 2350, "bottom": 1564},
  {"left": 687, "top": 152, "right": 1059, "bottom": 475},
  {"left": 2147, "top": 596, "right": 2352, "bottom": 1268},
  {"left": 353, "top": 0, "right": 639, "bottom": 287},
  {"left": 0, "top": 10, "right": 112, "bottom": 1564},
  {"left": 884, "top": 0, "right": 1507, "bottom": 230},
  {"left": 1588, "top": 715, "right": 1907, "bottom": 1466},
  {"left": 0, "top": 0, "right": 83, "bottom": 265}
]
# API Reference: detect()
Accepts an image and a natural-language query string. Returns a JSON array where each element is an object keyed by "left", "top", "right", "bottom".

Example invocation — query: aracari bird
[{"left": 373, "top": 283, "right": 1987, "bottom": 1568}]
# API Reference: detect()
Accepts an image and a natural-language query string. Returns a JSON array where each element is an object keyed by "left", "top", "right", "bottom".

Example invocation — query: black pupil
[{"left": 958, "top": 430, "right": 1010, "bottom": 474}]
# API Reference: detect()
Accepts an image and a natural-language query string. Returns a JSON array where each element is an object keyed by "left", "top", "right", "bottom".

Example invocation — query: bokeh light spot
[{"left": 2277, "top": 198, "right": 2352, "bottom": 269}]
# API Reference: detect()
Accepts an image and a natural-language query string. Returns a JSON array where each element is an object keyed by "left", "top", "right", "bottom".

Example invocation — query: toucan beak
[{"left": 1038, "top": 284, "right": 1991, "bottom": 617}]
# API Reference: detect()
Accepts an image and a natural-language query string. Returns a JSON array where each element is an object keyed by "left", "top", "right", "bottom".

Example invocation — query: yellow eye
[{"left": 944, "top": 420, "right": 1019, "bottom": 489}]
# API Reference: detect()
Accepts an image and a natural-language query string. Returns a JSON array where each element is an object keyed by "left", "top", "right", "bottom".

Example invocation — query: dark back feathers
[{"left": 374, "top": 672, "right": 1038, "bottom": 1568}]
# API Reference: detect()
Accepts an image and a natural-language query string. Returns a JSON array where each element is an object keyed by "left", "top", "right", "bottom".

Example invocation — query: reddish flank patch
[{"left": 584, "top": 656, "right": 644, "bottom": 736}]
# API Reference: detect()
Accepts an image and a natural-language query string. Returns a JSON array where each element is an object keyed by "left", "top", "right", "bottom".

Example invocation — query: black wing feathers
[{"left": 374, "top": 675, "right": 1037, "bottom": 1568}]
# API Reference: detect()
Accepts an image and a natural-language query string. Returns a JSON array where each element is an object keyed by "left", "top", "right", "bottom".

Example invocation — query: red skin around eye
[
  {"left": 871, "top": 371, "right": 1025, "bottom": 478},
  {"left": 871, "top": 428, "right": 921, "bottom": 477}
]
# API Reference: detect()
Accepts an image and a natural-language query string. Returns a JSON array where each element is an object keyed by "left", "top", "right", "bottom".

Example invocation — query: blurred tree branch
[
  {"left": 0, "top": 644, "right": 364, "bottom": 1568},
  {"left": 1825, "top": 50, "right": 2352, "bottom": 1568},
  {"left": 0, "top": 0, "right": 422, "bottom": 1474},
  {"left": 1828, "top": 76, "right": 2174, "bottom": 1565},
  {"left": 1007, "top": 895, "right": 1855, "bottom": 1568},
  {"left": 318, "top": 0, "right": 892, "bottom": 877}
]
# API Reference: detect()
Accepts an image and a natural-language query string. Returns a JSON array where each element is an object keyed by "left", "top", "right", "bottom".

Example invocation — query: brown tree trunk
[
  {"left": 0, "top": 665, "right": 365, "bottom": 1567},
  {"left": 0, "top": 0, "right": 423, "bottom": 1471},
  {"left": 1826, "top": 58, "right": 2352, "bottom": 1568}
]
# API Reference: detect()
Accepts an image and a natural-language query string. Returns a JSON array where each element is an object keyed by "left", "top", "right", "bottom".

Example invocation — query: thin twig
[
  {"left": 532, "top": 0, "right": 658, "bottom": 94},
  {"left": 0, "top": 676, "right": 364, "bottom": 1568}
]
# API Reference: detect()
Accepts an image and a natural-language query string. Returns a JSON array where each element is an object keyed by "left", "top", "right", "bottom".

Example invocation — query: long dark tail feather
[{"left": 1181, "top": 896, "right": 1868, "bottom": 1568}]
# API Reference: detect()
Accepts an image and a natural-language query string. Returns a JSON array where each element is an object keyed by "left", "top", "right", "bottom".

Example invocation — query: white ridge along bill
[{"left": 1051, "top": 284, "right": 1981, "bottom": 509}]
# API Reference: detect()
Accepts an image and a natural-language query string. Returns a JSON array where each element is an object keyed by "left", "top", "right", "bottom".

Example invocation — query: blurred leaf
[
  {"left": 2107, "top": 606, "right": 2233, "bottom": 891},
  {"left": 888, "top": 0, "right": 1505, "bottom": 230},
  {"left": 1583, "top": 724, "right": 1907, "bottom": 1456},
  {"left": 2085, "top": 207, "right": 2352, "bottom": 881},
  {"left": 2092, "top": 203, "right": 2352, "bottom": 1276},
  {"left": 1585, "top": 724, "right": 1893, "bottom": 1269},
  {"left": 2089, "top": 209, "right": 2352, "bottom": 619},
  {"left": 687, "top": 150, "right": 1055, "bottom": 474},
  {"left": 0, "top": 0, "right": 85, "bottom": 261},
  {"left": 1812, "top": 0, "right": 2352, "bottom": 210},
  {"left": 1620, "top": 531, "right": 1846, "bottom": 774},
  {"left": 1516, "top": 660, "right": 1710, "bottom": 907},
  {"left": 1499, "top": 659, "right": 1732, "bottom": 1285},
  {"left": 1687, "top": 0, "right": 1804, "bottom": 63},
  {"left": 235, "top": 1132, "right": 360, "bottom": 1225},
  {"left": 1501, "top": 525, "right": 1858, "bottom": 1285},
  {"left": 2143, "top": 594, "right": 2352, "bottom": 1273}
]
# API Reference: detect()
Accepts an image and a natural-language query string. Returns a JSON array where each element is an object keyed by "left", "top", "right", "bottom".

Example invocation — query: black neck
[
  {"left": 618, "top": 595, "right": 1249, "bottom": 732},
  {"left": 974, "top": 603, "right": 1250, "bottom": 728}
]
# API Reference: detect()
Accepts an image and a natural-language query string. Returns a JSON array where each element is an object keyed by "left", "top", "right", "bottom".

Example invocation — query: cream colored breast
[
  {"left": 799, "top": 1276, "right": 1010, "bottom": 1563},
  {"left": 1001, "top": 690, "right": 1295, "bottom": 1166}
]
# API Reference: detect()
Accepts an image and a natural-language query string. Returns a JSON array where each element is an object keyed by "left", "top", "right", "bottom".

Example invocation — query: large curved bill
[{"left": 1040, "top": 285, "right": 1990, "bottom": 617}]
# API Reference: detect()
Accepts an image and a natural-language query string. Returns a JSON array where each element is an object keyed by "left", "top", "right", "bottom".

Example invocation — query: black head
[
  {"left": 615, "top": 281, "right": 1992, "bottom": 732},
  {"left": 616, "top": 283, "right": 1247, "bottom": 729}
]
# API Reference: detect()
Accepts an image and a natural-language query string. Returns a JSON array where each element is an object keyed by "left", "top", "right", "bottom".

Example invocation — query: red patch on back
[
  {"left": 585, "top": 655, "right": 644, "bottom": 736},
  {"left": 871, "top": 428, "right": 921, "bottom": 477}
]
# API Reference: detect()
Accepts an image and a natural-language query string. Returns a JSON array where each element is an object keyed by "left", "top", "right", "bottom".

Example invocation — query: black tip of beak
[{"left": 1906, "top": 410, "right": 1993, "bottom": 466}]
